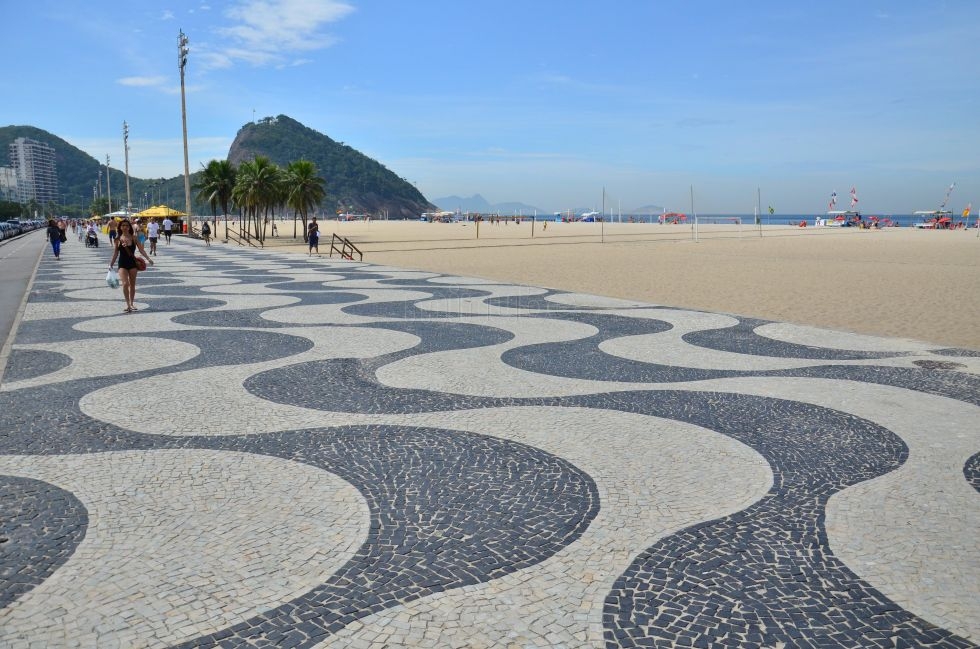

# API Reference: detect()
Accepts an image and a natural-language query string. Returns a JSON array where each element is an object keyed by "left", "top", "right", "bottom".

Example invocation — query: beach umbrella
[{"left": 135, "top": 205, "right": 187, "bottom": 218}]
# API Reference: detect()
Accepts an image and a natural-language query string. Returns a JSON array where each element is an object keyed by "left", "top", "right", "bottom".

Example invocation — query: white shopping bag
[{"left": 106, "top": 269, "right": 120, "bottom": 289}]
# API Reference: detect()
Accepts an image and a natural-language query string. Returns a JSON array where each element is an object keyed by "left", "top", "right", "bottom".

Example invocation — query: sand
[{"left": 210, "top": 219, "right": 980, "bottom": 350}]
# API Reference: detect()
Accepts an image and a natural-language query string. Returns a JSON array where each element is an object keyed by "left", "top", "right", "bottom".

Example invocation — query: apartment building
[{"left": 8, "top": 137, "right": 58, "bottom": 205}]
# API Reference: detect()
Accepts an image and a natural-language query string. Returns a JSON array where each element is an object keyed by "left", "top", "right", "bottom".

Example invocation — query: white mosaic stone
[
  {"left": 374, "top": 316, "right": 655, "bottom": 397},
  {"left": 3, "top": 336, "right": 200, "bottom": 391},
  {"left": 317, "top": 406, "right": 772, "bottom": 648},
  {"left": 78, "top": 326, "right": 419, "bottom": 436},
  {"left": 671, "top": 376, "right": 980, "bottom": 641},
  {"left": 754, "top": 322, "right": 943, "bottom": 353},
  {"left": 0, "top": 450, "right": 369, "bottom": 648},
  {"left": 543, "top": 292, "right": 656, "bottom": 309}
]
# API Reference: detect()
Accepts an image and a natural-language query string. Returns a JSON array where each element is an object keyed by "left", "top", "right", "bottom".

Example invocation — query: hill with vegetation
[
  {"left": 228, "top": 115, "right": 434, "bottom": 218},
  {"left": 2, "top": 117, "right": 434, "bottom": 218}
]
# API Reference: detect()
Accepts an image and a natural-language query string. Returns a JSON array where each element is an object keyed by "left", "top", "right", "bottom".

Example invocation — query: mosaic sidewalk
[{"left": 1, "top": 238, "right": 978, "bottom": 649}]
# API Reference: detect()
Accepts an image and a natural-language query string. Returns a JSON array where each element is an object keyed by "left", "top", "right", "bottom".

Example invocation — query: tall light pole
[
  {"left": 123, "top": 121, "right": 132, "bottom": 215},
  {"left": 106, "top": 155, "right": 112, "bottom": 214},
  {"left": 178, "top": 29, "right": 192, "bottom": 234}
]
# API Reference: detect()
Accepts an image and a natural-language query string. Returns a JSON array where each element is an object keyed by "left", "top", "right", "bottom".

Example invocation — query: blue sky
[{"left": 4, "top": 0, "right": 979, "bottom": 214}]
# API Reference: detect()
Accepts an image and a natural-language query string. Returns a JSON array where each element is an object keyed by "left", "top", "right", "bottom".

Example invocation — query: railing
[
  {"left": 329, "top": 233, "right": 363, "bottom": 260},
  {"left": 223, "top": 224, "right": 263, "bottom": 248}
]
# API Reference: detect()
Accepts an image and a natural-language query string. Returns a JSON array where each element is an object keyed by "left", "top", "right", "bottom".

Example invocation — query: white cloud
[
  {"left": 206, "top": 0, "right": 353, "bottom": 68},
  {"left": 161, "top": 10, "right": 174, "bottom": 20},
  {"left": 117, "top": 76, "right": 168, "bottom": 88}
]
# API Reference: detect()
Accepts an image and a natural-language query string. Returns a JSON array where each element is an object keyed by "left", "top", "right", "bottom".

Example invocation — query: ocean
[{"left": 512, "top": 214, "right": 973, "bottom": 228}]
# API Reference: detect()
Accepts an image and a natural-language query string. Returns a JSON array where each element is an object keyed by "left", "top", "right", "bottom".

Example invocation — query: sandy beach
[{"left": 209, "top": 219, "right": 980, "bottom": 350}]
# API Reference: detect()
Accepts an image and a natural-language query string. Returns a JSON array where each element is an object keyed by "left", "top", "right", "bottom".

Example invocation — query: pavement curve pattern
[{"left": 1, "top": 238, "right": 978, "bottom": 649}]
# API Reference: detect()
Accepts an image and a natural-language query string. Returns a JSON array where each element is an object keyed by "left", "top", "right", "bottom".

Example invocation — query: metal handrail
[{"left": 329, "top": 233, "right": 363, "bottom": 260}]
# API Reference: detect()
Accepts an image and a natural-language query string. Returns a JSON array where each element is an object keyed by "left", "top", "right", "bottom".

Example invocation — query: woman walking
[
  {"left": 46, "top": 218, "right": 62, "bottom": 259},
  {"left": 108, "top": 219, "right": 154, "bottom": 313}
]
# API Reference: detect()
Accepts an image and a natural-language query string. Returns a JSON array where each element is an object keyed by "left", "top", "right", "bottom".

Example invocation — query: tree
[
  {"left": 0, "top": 201, "right": 21, "bottom": 219},
  {"left": 284, "top": 159, "right": 326, "bottom": 242},
  {"left": 231, "top": 156, "right": 278, "bottom": 244},
  {"left": 194, "top": 159, "right": 236, "bottom": 237}
]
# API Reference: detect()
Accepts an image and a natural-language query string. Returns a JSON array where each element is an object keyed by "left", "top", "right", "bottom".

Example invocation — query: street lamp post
[
  {"left": 178, "top": 30, "right": 193, "bottom": 234},
  {"left": 106, "top": 155, "right": 112, "bottom": 214},
  {"left": 123, "top": 121, "right": 132, "bottom": 216}
]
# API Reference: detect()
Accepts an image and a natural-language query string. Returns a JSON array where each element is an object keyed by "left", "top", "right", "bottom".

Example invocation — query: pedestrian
[
  {"left": 307, "top": 217, "right": 320, "bottom": 256},
  {"left": 46, "top": 218, "right": 62, "bottom": 259},
  {"left": 201, "top": 221, "right": 211, "bottom": 246},
  {"left": 108, "top": 218, "right": 118, "bottom": 244},
  {"left": 108, "top": 219, "right": 154, "bottom": 313},
  {"left": 162, "top": 216, "right": 174, "bottom": 244},
  {"left": 147, "top": 218, "right": 160, "bottom": 255}
]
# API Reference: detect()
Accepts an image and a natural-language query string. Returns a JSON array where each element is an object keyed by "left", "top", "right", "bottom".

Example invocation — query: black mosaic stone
[
  {"left": 0, "top": 475, "right": 87, "bottom": 609},
  {"left": 341, "top": 286, "right": 494, "bottom": 319},
  {"left": 154, "top": 329, "right": 315, "bottom": 369},
  {"left": 932, "top": 348, "right": 980, "bottom": 358},
  {"left": 485, "top": 312, "right": 980, "bottom": 406},
  {"left": 596, "top": 390, "right": 974, "bottom": 649},
  {"left": 9, "top": 318, "right": 133, "bottom": 345},
  {"left": 264, "top": 280, "right": 353, "bottom": 292},
  {"left": 139, "top": 284, "right": 216, "bottom": 297},
  {"left": 1, "top": 349, "right": 71, "bottom": 382},
  {"left": 171, "top": 307, "right": 295, "bottom": 329},
  {"left": 2, "top": 248, "right": 976, "bottom": 648},
  {"left": 773, "top": 365, "right": 980, "bottom": 408},
  {"left": 965, "top": 452, "right": 980, "bottom": 494},
  {"left": 912, "top": 359, "right": 968, "bottom": 370},
  {"left": 246, "top": 320, "right": 516, "bottom": 413},
  {"left": 683, "top": 317, "right": 909, "bottom": 360},
  {"left": 172, "top": 425, "right": 599, "bottom": 646},
  {"left": 26, "top": 288, "right": 73, "bottom": 303},
  {"left": 483, "top": 289, "right": 639, "bottom": 312},
  {"left": 133, "top": 297, "right": 227, "bottom": 312}
]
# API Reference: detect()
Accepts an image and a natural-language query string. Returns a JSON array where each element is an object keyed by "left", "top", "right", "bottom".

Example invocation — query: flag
[
  {"left": 940, "top": 182, "right": 955, "bottom": 209},
  {"left": 828, "top": 191, "right": 837, "bottom": 210},
  {"left": 964, "top": 203, "right": 972, "bottom": 218},
  {"left": 850, "top": 187, "right": 858, "bottom": 208},
  {"left": 768, "top": 205, "right": 774, "bottom": 215}
]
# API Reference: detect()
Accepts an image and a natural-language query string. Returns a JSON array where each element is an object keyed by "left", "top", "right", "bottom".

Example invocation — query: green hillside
[
  {"left": 0, "top": 125, "right": 193, "bottom": 216},
  {"left": 2, "top": 116, "right": 434, "bottom": 218},
  {"left": 228, "top": 115, "right": 433, "bottom": 218}
]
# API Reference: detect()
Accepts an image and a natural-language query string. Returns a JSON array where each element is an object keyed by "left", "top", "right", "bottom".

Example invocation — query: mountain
[
  {"left": 2, "top": 117, "right": 436, "bottom": 218},
  {"left": 228, "top": 115, "right": 434, "bottom": 218},
  {"left": 432, "top": 194, "right": 545, "bottom": 215}
]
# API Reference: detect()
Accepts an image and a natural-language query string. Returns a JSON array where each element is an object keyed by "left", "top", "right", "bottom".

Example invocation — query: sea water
[{"left": 513, "top": 214, "right": 969, "bottom": 228}]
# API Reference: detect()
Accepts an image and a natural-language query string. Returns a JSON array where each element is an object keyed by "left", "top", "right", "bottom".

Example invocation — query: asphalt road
[{"left": 0, "top": 230, "right": 44, "bottom": 367}]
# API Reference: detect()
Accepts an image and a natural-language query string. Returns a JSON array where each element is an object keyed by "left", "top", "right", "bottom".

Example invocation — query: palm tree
[
  {"left": 231, "top": 156, "right": 279, "bottom": 245},
  {"left": 285, "top": 160, "right": 326, "bottom": 242},
  {"left": 194, "top": 159, "right": 237, "bottom": 239}
]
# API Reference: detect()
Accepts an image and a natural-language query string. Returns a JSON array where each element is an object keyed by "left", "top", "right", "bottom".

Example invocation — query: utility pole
[
  {"left": 106, "top": 155, "right": 112, "bottom": 214},
  {"left": 179, "top": 29, "right": 193, "bottom": 234},
  {"left": 123, "top": 121, "right": 132, "bottom": 215}
]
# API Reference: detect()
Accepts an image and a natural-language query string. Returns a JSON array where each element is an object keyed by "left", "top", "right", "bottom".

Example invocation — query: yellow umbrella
[{"left": 135, "top": 205, "right": 187, "bottom": 218}]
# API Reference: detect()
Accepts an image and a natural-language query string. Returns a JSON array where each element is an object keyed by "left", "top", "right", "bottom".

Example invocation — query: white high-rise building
[
  {"left": 8, "top": 137, "right": 58, "bottom": 205},
  {"left": 0, "top": 166, "right": 17, "bottom": 202}
]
